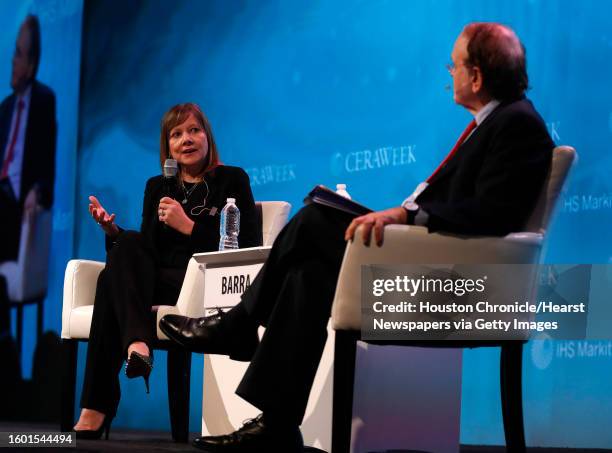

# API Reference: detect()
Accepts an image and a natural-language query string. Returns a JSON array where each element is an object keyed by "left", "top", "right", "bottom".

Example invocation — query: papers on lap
[{"left": 304, "top": 185, "right": 373, "bottom": 216}]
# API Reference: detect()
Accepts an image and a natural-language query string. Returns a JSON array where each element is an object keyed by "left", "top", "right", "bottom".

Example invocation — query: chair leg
[
  {"left": 167, "top": 348, "right": 191, "bottom": 443},
  {"left": 500, "top": 343, "right": 526, "bottom": 453},
  {"left": 331, "top": 330, "right": 357, "bottom": 453},
  {"left": 60, "top": 339, "right": 78, "bottom": 432}
]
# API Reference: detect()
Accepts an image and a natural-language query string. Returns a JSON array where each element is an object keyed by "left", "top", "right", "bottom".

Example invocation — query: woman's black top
[{"left": 108, "top": 165, "right": 262, "bottom": 268}]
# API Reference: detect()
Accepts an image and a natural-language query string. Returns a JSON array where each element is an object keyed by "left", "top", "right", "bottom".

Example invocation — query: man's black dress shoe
[
  {"left": 192, "top": 414, "right": 304, "bottom": 452},
  {"left": 160, "top": 309, "right": 258, "bottom": 361}
]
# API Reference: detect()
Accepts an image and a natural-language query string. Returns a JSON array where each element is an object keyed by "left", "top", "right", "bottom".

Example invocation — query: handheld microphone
[
  {"left": 161, "top": 159, "right": 178, "bottom": 230},
  {"left": 163, "top": 159, "right": 178, "bottom": 198}
]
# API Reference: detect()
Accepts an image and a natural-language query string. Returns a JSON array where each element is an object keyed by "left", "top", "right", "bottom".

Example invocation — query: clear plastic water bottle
[
  {"left": 219, "top": 198, "right": 240, "bottom": 250},
  {"left": 336, "top": 183, "right": 351, "bottom": 199}
]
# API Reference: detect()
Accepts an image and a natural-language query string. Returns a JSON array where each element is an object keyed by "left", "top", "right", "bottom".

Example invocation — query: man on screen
[
  {"left": 161, "top": 22, "right": 554, "bottom": 451},
  {"left": 0, "top": 14, "right": 57, "bottom": 263}
]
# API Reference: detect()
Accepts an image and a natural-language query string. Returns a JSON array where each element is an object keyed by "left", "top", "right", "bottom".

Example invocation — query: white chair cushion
[
  {"left": 65, "top": 304, "right": 181, "bottom": 341},
  {"left": 66, "top": 305, "right": 94, "bottom": 339}
]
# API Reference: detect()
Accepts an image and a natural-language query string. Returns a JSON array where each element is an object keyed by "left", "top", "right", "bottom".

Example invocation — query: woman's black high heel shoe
[
  {"left": 125, "top": 351, "right": 153, "bottom": 393},
  {"left": 75, "top": 416, "right": 113, "bottom": 440}
]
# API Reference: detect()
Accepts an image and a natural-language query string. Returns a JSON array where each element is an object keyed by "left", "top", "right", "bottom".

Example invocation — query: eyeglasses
[{"left": 446, "top": 61, "right": 473, "bottom": 75}]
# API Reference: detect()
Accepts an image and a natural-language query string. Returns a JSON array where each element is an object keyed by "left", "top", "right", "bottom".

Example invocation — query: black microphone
[
  {"left": 163, "top": 159, "right": 178, "bottom": 198},
  {"left": 161, "top": 159, "right": 178, "bottom": 229}
]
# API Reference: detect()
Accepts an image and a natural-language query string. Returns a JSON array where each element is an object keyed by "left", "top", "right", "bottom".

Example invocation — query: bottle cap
[
  {"left": 227, "top": 198, "right": 236, "bottom": 203},
  {"left": 336, "top": 184, "right": 346, "bottom": 190}
]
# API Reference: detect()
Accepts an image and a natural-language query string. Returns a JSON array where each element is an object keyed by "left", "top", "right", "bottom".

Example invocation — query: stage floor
[{"left": 0, "top": 422, "right": 611, "bottom": 452}]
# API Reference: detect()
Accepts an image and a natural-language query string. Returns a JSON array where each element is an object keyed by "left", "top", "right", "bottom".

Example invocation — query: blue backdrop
[{"left": 70, "top": 0, "right": 611, "bottom": 447}]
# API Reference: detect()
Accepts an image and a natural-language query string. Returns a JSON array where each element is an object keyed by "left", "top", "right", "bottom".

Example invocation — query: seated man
[
  {"left": 0, "top": 15, "right": 56, "bottom": 263},
  {"left": 161, "top": 22, "right": 554, "bottom": 452}
]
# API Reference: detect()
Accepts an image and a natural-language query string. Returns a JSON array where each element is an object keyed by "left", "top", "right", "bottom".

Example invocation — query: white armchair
[
  {"left": 60, "top": 201, "right": 291, "bottom": 440},
  {"left": 329, "top": 146, "right": 576, "bottom": 453},
  {"left": 0, "top": 207, "right": 52, "bottom": 356}
]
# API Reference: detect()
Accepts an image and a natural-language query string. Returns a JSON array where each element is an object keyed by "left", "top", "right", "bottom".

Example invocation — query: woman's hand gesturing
[
  {"left": 89, "top": 195, "right": 120, "bottom": 238},
  {"left": 158, "top": 197, "right": 195, "bottom": 235}
]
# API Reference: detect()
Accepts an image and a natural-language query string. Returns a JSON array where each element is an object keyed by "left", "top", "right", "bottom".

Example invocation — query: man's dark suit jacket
[
  {"left": 0, "top": 80, "right": 56, "bottom": 262},
  {"left": 0, "top": 80, "right": 57, "bottom": 209},
  {"left": 416, "top": 97, "right": 554, "bottom": 236}
]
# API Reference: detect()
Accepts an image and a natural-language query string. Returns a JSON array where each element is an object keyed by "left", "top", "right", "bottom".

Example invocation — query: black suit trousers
[
  {"left": 80, "top": 231, "right": 184, "bottom": 417},
  {"left": 235, "top": 204, "right": 355, "bottom": 425},
  {"left": 0, "top": 179, "right": 21, "bottom": 262}
]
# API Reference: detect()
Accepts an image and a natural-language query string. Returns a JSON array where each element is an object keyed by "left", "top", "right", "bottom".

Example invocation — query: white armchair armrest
[
  {"left": 61, "top": 259, "right": 105, "bottom": 339},
  {"left": 331, "top": 225, "right": 544, "bottom": 331}
]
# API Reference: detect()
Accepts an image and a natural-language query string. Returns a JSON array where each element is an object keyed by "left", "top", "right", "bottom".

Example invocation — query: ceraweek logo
[
  {"left": 330, "top": 145, "right": 416, "bottom": 176},
  {"left": 245, "top": 164, "right": 296, "bottom": 186}
]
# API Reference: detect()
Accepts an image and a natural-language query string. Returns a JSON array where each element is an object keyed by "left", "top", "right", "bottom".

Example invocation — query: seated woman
[{"left": 73, "top": 102, "right": 261, "bottom": 439}]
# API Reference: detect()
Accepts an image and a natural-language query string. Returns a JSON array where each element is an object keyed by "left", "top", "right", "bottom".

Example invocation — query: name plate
[{"left": 203, "top": 263, "right": 264, "bottom": 308}]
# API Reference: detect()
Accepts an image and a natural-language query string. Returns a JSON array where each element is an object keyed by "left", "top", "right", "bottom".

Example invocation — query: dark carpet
[{"left": 0, "top": 423, "right": 610, "bottom": 452}]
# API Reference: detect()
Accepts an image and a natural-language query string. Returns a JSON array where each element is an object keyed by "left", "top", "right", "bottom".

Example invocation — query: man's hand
[
  {"left": 344, "top": 207, "right": 407, "bottom": 247},
  {"left": 89, "top": 195, "right": 120, "bottom": 237},
  {"left": 158, "top": 197, "right": 195, "bottom": 235}
]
